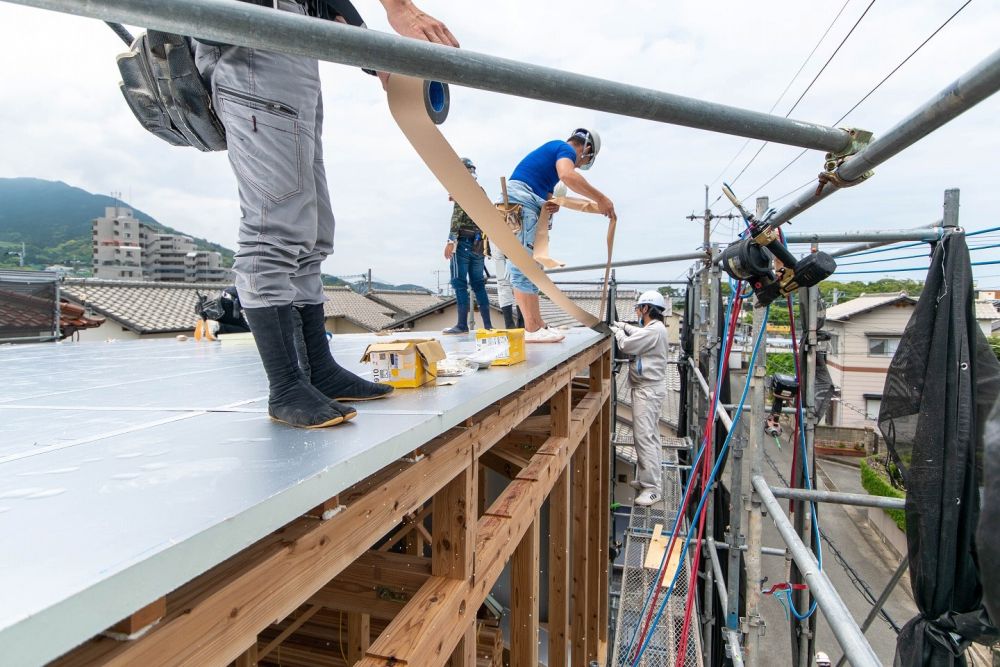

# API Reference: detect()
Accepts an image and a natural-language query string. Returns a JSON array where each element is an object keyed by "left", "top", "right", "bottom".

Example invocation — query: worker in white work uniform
[{"left": 613, "top": 291, "right": 670, "bottom": 506}]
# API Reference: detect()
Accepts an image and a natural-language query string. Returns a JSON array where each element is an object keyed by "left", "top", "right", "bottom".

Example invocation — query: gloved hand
[{"left": 613, "top": 321, "right": 630, "bottom": 332}]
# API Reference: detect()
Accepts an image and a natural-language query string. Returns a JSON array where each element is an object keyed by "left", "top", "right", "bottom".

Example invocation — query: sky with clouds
[{"left": 1, "top": 0, "right": 998, "bottom": 291}]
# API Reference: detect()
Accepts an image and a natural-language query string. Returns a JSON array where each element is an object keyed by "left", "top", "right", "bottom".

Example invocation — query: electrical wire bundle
[{"left": 624, "top": 281, "right": 770, "bottom": 664}]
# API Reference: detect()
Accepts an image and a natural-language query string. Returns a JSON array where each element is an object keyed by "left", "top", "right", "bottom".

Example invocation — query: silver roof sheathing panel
[{"left": 0, "top": 328, "right": 603, "bottom": 666}]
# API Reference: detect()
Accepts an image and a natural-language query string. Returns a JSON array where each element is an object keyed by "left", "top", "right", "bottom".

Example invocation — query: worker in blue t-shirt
[{"left": 505, "top": 129, "right": 615, "bottom": 343}]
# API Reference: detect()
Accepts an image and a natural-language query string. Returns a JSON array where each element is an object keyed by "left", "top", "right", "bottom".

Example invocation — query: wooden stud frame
[{"left": 52, "top": 339, "right": 612, "bottom": 667}]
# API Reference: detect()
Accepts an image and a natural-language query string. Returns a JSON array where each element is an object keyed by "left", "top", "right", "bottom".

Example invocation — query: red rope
[{"left": 629, "top": 290, "right": 743, "bottom": 661}]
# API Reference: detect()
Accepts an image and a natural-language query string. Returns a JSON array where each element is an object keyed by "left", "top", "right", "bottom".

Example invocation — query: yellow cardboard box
[
  {"left": 475, "top": 328, "right": 526, "bottom": 366},
  {"left": 360, "top": 338, "right": 447, "bottom": 388}
]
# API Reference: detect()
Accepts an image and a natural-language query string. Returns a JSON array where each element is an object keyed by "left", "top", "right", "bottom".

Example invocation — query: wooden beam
[
  {"left": 347, "top": 612, "right": 371, "bottom": 664},
  {"left": 511, "top": 510, "right": 540, "bottom": 667},
  {"left": 107, "top": 597, "right": 165, "bottom": 638},
  {"left": 359, "top": 390, "right": 605, "bottom": 667},
  {"left": 54, "top": 340, "right": 610, "bottom": 667},
  {"left": 547, "top": 464, "right": 570, "bottom": 667},
  {"left": 570, "top": 433, "right": 591, "bottom": 667},
  {"left": 258, "top": 605, "right": 322, "bottom": 661},
  {"left": 308, "top": 551, "right": 429, "bottom": 620}
]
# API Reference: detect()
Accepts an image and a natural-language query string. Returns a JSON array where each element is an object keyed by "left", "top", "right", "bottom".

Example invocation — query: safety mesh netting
[{"left": 876, "top": 232, "right": 1000, "bottom": 665}]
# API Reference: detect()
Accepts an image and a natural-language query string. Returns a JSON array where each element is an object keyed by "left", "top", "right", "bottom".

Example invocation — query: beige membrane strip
[{"left": 387, "top": 75, "right": 613, "bottom": 329}]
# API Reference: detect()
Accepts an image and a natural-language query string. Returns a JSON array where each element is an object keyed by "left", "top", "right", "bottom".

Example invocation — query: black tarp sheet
[{"left": 877, "top": 232, "right": 1000, "bottom": 666}]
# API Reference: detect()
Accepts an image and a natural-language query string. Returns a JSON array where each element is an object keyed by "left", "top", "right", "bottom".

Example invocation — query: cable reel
[{"left": 718, "top": 184, "right": 837, "bottom": 306}]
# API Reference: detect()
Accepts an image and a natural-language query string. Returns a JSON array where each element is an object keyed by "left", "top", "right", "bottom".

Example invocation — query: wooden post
[
  {"left": 347, "top": 612, "right": 370, "bottom": 664},
  {"left": 433, "top": 461, "right": 478, "bottom": 666},
  {"left": 598, "top": 387, "right": 612, "bottom": 648},
  {"left": 587, "top": 399, "right": 604, "bottom": 661},
  {"left": 551, "top": 384, "right": 571, "bottom": 438},
  {"left": 548, "top": 464, "right": 571, "bottom": 667},
  {"left": 570, "top": 433, "right": 591, "bottom": 666},
  {"left": 512, "top": 510, "right": 540, "bottom": 667},
  {"left": 234, "top": 643, "right": 258, "bottom": 667}
]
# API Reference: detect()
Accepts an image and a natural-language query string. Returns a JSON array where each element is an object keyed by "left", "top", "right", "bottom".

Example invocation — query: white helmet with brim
[
  {"left": 571, "top": 128, "right": 601, "bottom": 170},
  {"left": 637, "top": 290, "right": 668, "bottom": 313}
]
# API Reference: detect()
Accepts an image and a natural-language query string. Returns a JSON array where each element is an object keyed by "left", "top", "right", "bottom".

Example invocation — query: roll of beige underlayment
[{"left": 386, "top": 75, "right": 613, "bottom": 330}]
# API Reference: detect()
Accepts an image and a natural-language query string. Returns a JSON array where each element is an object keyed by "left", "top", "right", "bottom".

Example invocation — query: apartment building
[{"left": 91, "top": 207, "right": 229, "bottom": 283}]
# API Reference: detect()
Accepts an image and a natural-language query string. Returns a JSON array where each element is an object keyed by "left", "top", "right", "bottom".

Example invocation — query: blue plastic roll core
[{"left": 423, "top": 80, "right": 450, "bottom": 125}]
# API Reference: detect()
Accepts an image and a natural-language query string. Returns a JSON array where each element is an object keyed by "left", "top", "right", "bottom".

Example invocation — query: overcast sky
[{"left": 1, "top": 0, "right": 998, "bottom": 291}]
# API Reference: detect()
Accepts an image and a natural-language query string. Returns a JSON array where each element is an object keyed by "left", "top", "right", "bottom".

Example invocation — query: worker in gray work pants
[
  {"left": 194, "top": 0, "right": 458, "bottom": 428},
  {"left": 612, "top": 291, "right": 671, "bottom": 506}
]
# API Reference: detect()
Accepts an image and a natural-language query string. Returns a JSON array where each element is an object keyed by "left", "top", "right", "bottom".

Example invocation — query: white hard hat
[
  {"left": 815, "top": 652, "right": 832, "bottom": 666},
  {"left": 637, "top": 290, "right": 667, "bottom": 312},
  {"left": 572, "top": 128, "right": 601, "bottom": 170}
]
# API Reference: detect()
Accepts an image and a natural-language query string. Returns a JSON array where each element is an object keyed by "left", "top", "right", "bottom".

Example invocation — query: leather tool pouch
[
  {"left": 116, "top": 31, "right": 227, "bottom": 151},
  {"left": 495, "top": 203, "right": 523, "bottom": 233}
]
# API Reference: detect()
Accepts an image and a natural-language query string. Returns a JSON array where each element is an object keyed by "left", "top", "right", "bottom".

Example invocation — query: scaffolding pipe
[
  {"left": 546, "top": 251, "right": 707, "bottom": 274},
  {"left": 5, "top": 0, "right": 855, "bottom": 152},
  {"left": 826, "top": 221, "right": 942, "bottom": 258},
  {"left": 769, "top": 47, "right": 1000, "bottom": 228},
  {"left": 707, "top": 538, "right": 747, "bottom": 667},
  {"left": 834, "top": 558, "right": 909, "bottom": 667},
  {"left": 769, "top": 486, "right": 906, "bottom": 510},
  {"left": 753, "top": 476, "right": 883, "bottom": 667},
  {"left": 689, "top": 359, "right": 734, "bottom": 432},
  {"left": 551, "top": 280, "right": 689, "bottom": 286},
  {"left": 781, "top": 228, "right": 943, "bottom": 245}
]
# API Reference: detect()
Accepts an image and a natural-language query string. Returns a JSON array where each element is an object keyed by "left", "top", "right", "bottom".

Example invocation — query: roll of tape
[
  {"left": 387, "top": 74, "right": 613, "bottom": 330},
  {"left": 423, "top": 80, "right": 449, "bottom": 126}
]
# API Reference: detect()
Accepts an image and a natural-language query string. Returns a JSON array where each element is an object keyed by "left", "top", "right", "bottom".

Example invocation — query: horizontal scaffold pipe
[
  {"left": 769, "top": 47, "right": 1000, "bottom": 228},
  {"left": 829, "top": 221, "right": 942, "bottom": 258},
  {"left": 546, "top": 250, "right": 707, "bottom": 274},
  {"left": 752, "top": 475, "right": 883, "bottom": 667},
  {"left": 781, "top": 228, "right": 943, "bottom": 245},
  {"left": 769, "top": 485, "right": 906, "bottom": 510},
  {"left": 5, "top": 0, "right": 853, "bottom": 152}
]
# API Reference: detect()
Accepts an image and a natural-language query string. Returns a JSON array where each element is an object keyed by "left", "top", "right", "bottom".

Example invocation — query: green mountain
[{"left": 0, "top": 178, "right": 234, "bottom": 270}]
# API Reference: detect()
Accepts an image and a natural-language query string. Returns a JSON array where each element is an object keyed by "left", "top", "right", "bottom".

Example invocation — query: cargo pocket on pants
[{"left": 218, "top": 88, "right": 302, "bottom": 203}]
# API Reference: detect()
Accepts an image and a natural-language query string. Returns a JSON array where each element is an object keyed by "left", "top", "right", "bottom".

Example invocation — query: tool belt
[
  {"left": 495, "top": 202, "right": 523, "bottom": 233},
  {"left": 114, "top": 0, "right": 369, "bottom": 150},
  {"left": 456, "top": 229, "right": 487, "bottom": 255},
  {"left": 117, "top": 31, "right": 227, "bottom": 151}
]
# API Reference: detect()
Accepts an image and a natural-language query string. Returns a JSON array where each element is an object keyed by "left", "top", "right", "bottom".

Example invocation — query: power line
[
  {"left": 835, "top": 0, "right": 973, "bottom": 125},
  {"left": 707, "top": 0, "right": 855, "bottom": 193},
  {"left": 727, "top": 0, "right": 878, "bottom": 188},
  {"left": 735, "top": 1, "right": 970, "bottom": 206}
]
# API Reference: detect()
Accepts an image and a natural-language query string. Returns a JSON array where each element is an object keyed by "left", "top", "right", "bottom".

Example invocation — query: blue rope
[
  {"left": 836, "top": 259, "right": 1000, "bottom": 275},
  {"left": 622, "top": 283, "right": 742, "bottom": 658},
  {"left": 838, "top": 242, "right": 1000, "bottom": 266},
  {"left": 837, "top": 225, "right": 1000, "bottom": 259},
  {"left": 631, "top": 307, "right": 769, "bottom": 665}
]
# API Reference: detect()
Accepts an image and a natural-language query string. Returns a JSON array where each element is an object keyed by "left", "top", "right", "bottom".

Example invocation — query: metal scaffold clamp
[{"left": 816, "top": 128, "right": 874, "bottom": 194}]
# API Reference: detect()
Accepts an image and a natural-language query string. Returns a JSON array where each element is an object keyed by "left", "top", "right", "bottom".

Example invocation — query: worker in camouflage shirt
[{"left": 442, "top": 158, "right": 493, "bottom": 333}]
